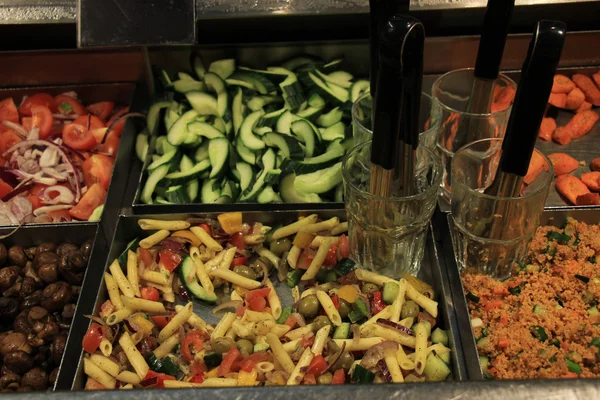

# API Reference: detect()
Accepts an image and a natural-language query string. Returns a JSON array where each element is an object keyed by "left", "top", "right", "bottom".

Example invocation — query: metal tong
[{"left": 369, "top": 15, "right": 425, "bottom": 198}]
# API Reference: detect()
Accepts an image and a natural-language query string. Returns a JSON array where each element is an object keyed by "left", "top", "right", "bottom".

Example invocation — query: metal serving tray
[
  {"left": 435, "top": 207, "right": 600, "bottom": 380},
  {"left": 0, "top": 221, "right": 105, "bottom": 391},
  {"left": 66, "top": 209, "right": 466, "bottom": 391}
]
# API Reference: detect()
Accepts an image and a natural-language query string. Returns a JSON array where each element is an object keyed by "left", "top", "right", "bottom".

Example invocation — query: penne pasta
[
  {"left": 231, "top": 290, "right": 243, "bottom": 301},
  {"left": 217, "top": 247, "right": 237, "bottom": 270},
  {"left": 106, "top": 308, "right": 133, "bottom": 326},
  {"left": 139, "top": 229, "right": 170, "bottom": 249},
  {"left": 287, "top": 348, "right": 314, "bottom": 385},
  {"left": 163, "top": 378, "right": 238, "bottom": 388},
  {"left": 299, "top": 217, "right": 340, "bottom": 234},
  {"left": 120, "top": 384, "right": 133, "bottom": 390},
  {"left": 330, "top": 221, "right": 348, "bottom": 235},
  {"left": 203, "top": 250, "right": 226, "bottom": 271},
  {"left": 316, "top": 290, "right": 342, "bottom": 326},
  {"left": 311, "top": 325, "right": 331, "bottom": 355},
  {"left": 271, "top": 214, "right": 318, "bottom": 240},
  {"left": 84, "top": 357, "right": 116, "bottom": 389},
  {"left": 116, "top": 371, "right": 141, "bottom": 385},
  {"left": 414, "top": 322, "right": 428, "bottom": 375},
  {"left": 282, "top": 338, "right": 302, "bottom": 353},
  {"left": 108, "top": 260, "right": 136, "bottom": 298},
  {"left": 265, "top": 279, "right": 282, "bottom": 319},
  {"left": 190, "top": 226, "right": 223, "bottom": 251},
  {"left": 138, "top": 219, "right": 190, "bottom": 231},
  {"left": 243, "top": 309, "right": 275, "bottom": 322},
  {"left": 428, "top": 343, "right": 451, "bottom": 356},
  {"left": 360, "top": 306, "right": 391, "bottom": 331},
  {"left": 311, "top": 236, "right": 339, "bottom": 247},
  {"left": 354, "top": 269, "right": 395, "bottom": 286},
  {"left": 140, "top": 270, "right": 169, "bottom": 286},
  {"left": 333, "top": 337, "right": 385, "bottom": 352},
  {"left": 120, "top": 295, "right": 166, "bottom": 314},
  {"left": 119, "top": 331, "right": 149, "bottom": 379},
  {"left": 285, "top": 325, "right": 313, "bottom": 341},
  {"left": 287, "top": 245, "right": 301, "bottom": 269},
  {"left": 126, "top": 250, "right": 141, "bottom": 297},
  {"left": 362, "top": 324, "right": 417, "bottom": 348},
  {"left": 301, "top": 287, "right": 317, "bottom": 298},
  {"left": 243, "top": 234, "right": 265, "bottom": 245},
  {"left": 99, "top": 337, "right": 112, "bottom": 357},
  {"left": 301, "top": 239, "right": 332, "bottom": 280},
  {"left": 104, "top": 272, "right": 123, "bottom": 310},
  {"left": 406, "top": 283, "right": 438, "bottom": 318},
  {"left": 266, "top": 333, "right": 295, "bottom": 374},
  {"left": 158, "top": 302, "right": 193, "bottom": 342},
  {"left": 210, "top": 268, "right": 261, "bottom": 290},
  {"left": 271, "top": 324, "right": 291, "bottom": 338},
  {"left": 389, "top": 279, "right": 407, "bottom": 323},
  {"left": 89, "top": 354, "right": 120, "bottom": 377},
  {"left": 255, "top": 247, "right": 280, "bottom": 269},
  {"left": 396, "top": 345, "right": 416, "bottom": 370},
  {"left": 291, "top": 286, "right": 300, "bottom": 303},
  {"left": 190, "top": 246, "right": 214, "bottom": 296},
  {"left": 385, "top": 352, "right": 404, "bottom": 383},
  {"left": 211, "top": 312, "right": 236, "bottom": 340},
  {"left": 153, "top": 334, "right": 180, "bottom": 359}
]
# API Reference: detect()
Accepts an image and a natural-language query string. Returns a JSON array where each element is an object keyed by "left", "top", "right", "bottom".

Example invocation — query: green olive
[
  {"left": 401, "top": 300, "right": 420, "bottom": 319},
  {"left": 249, "top": 256, "right": 272, "bottom": 278},
  {"left": 298, "top": 294, "right": 319, "bottom": 318},
  {"left": 270, "top": 238, "right": 292, "bottom": 256},
  {"left": 312, "top": 315, "right": 332, "bottom": 333},
  {"left": 233, "top": 265, "right": 258, "bottom": 280},
  {"left": 236, "top": 339, "right": 254, "bottom": 357},
  {"left": 332, "top": 352, "right": 354, "bottom": 371},
  {"left": 211, "top": 337, "right": 235, "bottom": 354},
  {"left": 361, "top": 283, "right": 379, "bottom": 295},
  {"left": 317, "top": 372, "right": 333, "bottom": 385},
  {"left": 338, "top": 298, "right": 351, "bottom": 319}
]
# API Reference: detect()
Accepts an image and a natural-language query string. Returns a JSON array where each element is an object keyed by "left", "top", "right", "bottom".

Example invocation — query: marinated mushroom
[
  {"left": 0, "top": 243, "right": 7, "bottom": 266},
  {"left": 13, "top": 312, "right": 32, "bottom": 334},
  {"left": 49, "top": 368, "right": 59, "bottom": 385},
  {"left": 34, "top": 243, "right": 56, "bottom": 257},
  {"left": 0, "top": 373, "right": 20, "bottom": 390},
  {"left": 7, "top": 246, "right": 27, "bottom": 267},
  {"left": 0, "top": 298, "right": 19, "bottom": 323},
  {"left": 50, "top": 335, "right": 66, "bottom": 365},
  {"left": 0, "top": 266, "right": 20, "bottom": 292},
  {"left": 21, "top": 290, "right": 44, "bottom": 310},
  {"left": 56, "top": 243, "right": 78, "bottom": 257},
  {"left": 61, "top": 304, "right": 76, "bottom": 320},
  {"left": 80, "top": 240, "right": 94, "bottom": 260},
  {"left": 21, "top": 368, "right": 48, "bottom": 390},
  {"left": 4, "top": 351, "right": 34, "bottom": 374},
  {"left": 41, "top": 282, "right": 72, "bottom": 312},
  {"left": 33, "top": 252, "right": 60, "bottom": 284},
  {"left": 58, "top": 250, "right": 87, "bottom": 285},
  {"left": 1, "top": 332, "right": 28, "bottom": 355}
]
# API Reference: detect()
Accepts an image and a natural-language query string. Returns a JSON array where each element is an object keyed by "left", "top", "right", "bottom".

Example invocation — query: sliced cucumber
[
  {"left": 321, "top": 58, "right": 343, "bottom": 73},
  {"left": 147, "top": 100, "right": 176, "bottom": 135},
  {"left": 147, "top": 150, "right": 178, "bottom": 171},
  {"left": 235, "top": 137, "right": 256, "bottom": 165},
  {"left": 294, "top": 162, "right": 342, "bottom": 194},
  {"left": 281, "top": 55, "right": 323, "bottom": 71},
  {"left": 226, "top": 78, "right": 255, "bottom": 90},
  {"left": 186, "top": 91, "right": 219, "bottom": 116},
  {"left": 350, "top": 80, "right": 370, "bottom": 102},
  {"left": 191, "top": 53, "right": 206, "bottom": 80},
  {"left": 166, "top": 185, "right": 189, "bottom": 203},
  {"left": 201, "top": 178, "right": 221, "bottom": 203},
  {"left": 235, "top": 162, "right": 255, "bottom": 192},
  {"left": 187, "top": 121, "right": 226, "bottom": 140},
  {"left": 281, "top": 142, "right": 344, "bottom": 174},
  {"left": 173, "top": 79, "right": 206, "bottom": 93},
  {"left": 208, "top": 59, "right": 236, "bottom": 80},
  {"left": 247, "top": 95, "right": 283, "bottom": 112},
  {"left": 229, "top": 71, "right": 276, "bottom": 94},
  {"left": 308, "top": 72, "right": 349, "bottom": 105},
  {"left": 208, "top": 137, "right": 230, "bottom": 178},
  {"left": 164, "top": 159, "right": 211, "bottom": 185},
  {"left": 321, "top": 121, "right": 346, "bottom": 141},
  {"left": 240, "top": 148, "right": 276, "bottom": 201},
  {"left": 253, "top": 126, "right": 272, "bottom": 136},
  {"left": 164, "top": 108, "right": 180, "bottom": 131},
  {"left": 265, "top": 169, "right": 282, "bottom": 185},
  {"left": 290, "top": 119, "right": 318, "bottom": 157},
  {"left": 267, "top": 66, "right": 304, "bottom": 109},
  {"left": 327, "top": 71, "right": 354, "bottom": 88},
  {"left": 135, "top": 133, "right": 149, "bottom": 162},
  {"left": 276, "top": 110, "right": 294, "bottom": 135},
  {"left": 334, "top": 183, "right": 344, "bottom": 202},
  {"left": 178, "top": 72, "right": 195, "bottom": 81},
  {"left": 194, "top": 141, "right": 209, "bottom": 162},
  {"left": 180, "top": 155, "right": 199, "bottom": 202},
  {"left": 167, "top": 110, "right": 198, "bottom": 146},
  {"left": 280, "top": 173, "right": 322, "bottom": 203},
  {"left": 232, "top": 88, "right": 244, "bottom": 136},
  {"left": 212, "top": 117, "right": 226, "bottom": 133},
  {"left": 141, "top": 164, "right": 169, "bottom": 204},
  {"left": 308, "top": 93, "right": 326, "bottom": 108},
  {"left": 316, "top": 107, "right": 343, "bottom": 127},
  {"left": 204, "top": 73, "right": 229, "bottom": 120},
  {"left": 257, "top": 186, "right": 281, "bottom": 203},
  {"left": 180, "top": 257, "right": 217, "bottom": 302},
  {"left": 239, "top": 110, "right": 266, "bottom": 150},
  {"left": 239, "top": 66, "right": 288, "bottom": 84},
  {"left": 257, "top": 108, "right": 286, "bottom": 128},
  {"left": 296, "top": 105, "right": 324, "bottom": 122},
  {"left": 263, "top": 132, "right": 304, "bottom": 160}
]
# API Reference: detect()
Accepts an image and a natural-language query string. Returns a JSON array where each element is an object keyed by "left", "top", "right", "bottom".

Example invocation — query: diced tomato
[
  {"left": 246, "top": 288, "right": 271, "bottom": 303},
  {"left": 106, "top": 107, "right": 129, "bottom": 136},
  {"left": 371, "top": 291, "right": 386, "bottom": 315},
  {"left": 19, "top": 93, "right": 57, "bottom": 115},
  {"left": 0, "top": 98, "right": 19, "bottom": 133},
  {"left": 492, "top": 286, "right": 509, "bottom": 297},
  {"left": 87, "top": 101, "right": 115, "bottom": 121},
  {"left": 69, "top": 183, "right": 106, "bottom": 221},
  {"left": 236, "top": 305, "right": 246, "bottom": 317},
  {"left": 190, "top": 371, "right": 205, "bottom": 384},
  {"left": 301, "top": 336, "right": 315, "bottom": 348},
  {"left": 0, "top": 129, "right": 22, "bottom": 154},
  {"left": 82, "top": 154, "right": 114, "bottom": 190},
  {"left": 239, "top": 351, "right": 269, "bottom": 372},
  {"left": 307, "top": 355, "right": 328, "bottom": 376},
  {"left": 98, "top": 130, "right": 120, "bottom": 156},
  {"left": 141, "top": 286, "right": 160, "bottom": 302},
  {"left": 330, "top": 295, "right": 340, "bottom": 310},
  {"left": 143, "top": 371, "right": 175, "bottom": 388},
  {"left": 151, "top": 315, "right": 170, "bottom": 330},
  {"left": 484, "top": 299, "right": 503, "bottom": 312},
  {"left": 247, "top": 296, "right": 267, "bottom": 312},
  {"left": 90, "top": 128, "right": 107, "bottom": 144},
  {"left": 82, "top": 323, "right": 107, "bottom": 354},
  {"left": 332, "top": 369, "right": 345, "bottom": 384},
  {"left": 100, "top": 300, "right": 115, "bottom": 317},
  {"left": 62, "top": 123, "right": 97, "bottom": 150},
  {"left": 337, "top": 234, "right": 350, "bottom": 260},
  {"left": 324, "top": 244, "right": 338, "bottom": 266},
  {"left": 0, "top": 179, "right": 13, "bottom": 199},
  {"left": 218, "top": 347, "right": 242, "bottom": 377},
  {"left": 21, "top": 117, "right": 32, "bottom": 132},
  {"left": 47, "top": 209, "right": 72, "bottom": 222},
  {"left": 231, "top": 256, "right": 248, "bottom": 267},
  {"left": 182, "top": 330, "right": 206, "bottom": 361},
  {"left": 73, "top": 115, "right": 105, "bottom": 130},
  {"left": 139, "top": 247, "right": 153, "bottom": 267},
  {"left": 564, "top": 372, "right": 579, "bottom": 379},
  {"left": 499, "top": 313, "right": 508, "bottom": 326},
  {"left": 159, "top": 250, "right": 183, "bottom": 272},
  {"left": 498, "top": 338, "right": 510, "bottom": 349},
  {"left": 297, "top": 249, "right": 315, "bottom": 270},
  {"left": 302, "top": 373, "right": 317, "bottom": 385},
  {"left": 55, "top": 94, "right": 87, "bottom": 116},
  {"left": 229, "top": 232, "right": 245, "bottom": 251},
  {"left": 30, "top": 105, "right": 54, "bottom": 138},
  {"left": 198, "top": 223, "right": 212, "bottom": 236}
]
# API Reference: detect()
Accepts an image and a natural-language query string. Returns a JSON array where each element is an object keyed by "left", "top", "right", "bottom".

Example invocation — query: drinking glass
[
  {"left": 450, "top": 138, "right": 553, "bottom": 279},
  {"left": 343, "top": 140, "right": 442, "bottom": 278}
]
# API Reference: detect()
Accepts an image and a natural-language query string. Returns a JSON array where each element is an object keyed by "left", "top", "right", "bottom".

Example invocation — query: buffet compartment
[
  {"left": 67, "top": 209, "right": 466, "bottom": 391},
  {"left": 0, "top": 221, "right": 105, "bottom": 391},
  {"left": 436, "top": 207, "right": 600, "bottom": 380}
]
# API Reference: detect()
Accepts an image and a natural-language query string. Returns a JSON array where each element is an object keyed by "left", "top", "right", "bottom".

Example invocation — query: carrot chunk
[
  {"left": 538, "top": 117, "right": 556, "bottom": 141},
  {"left": 590, "top": 157, "right": 600, "bottom": 172},
  {"left": 548, "top": 153, "right": 579, "bottom": 176},
  {"left": 551, "top": 74, "right": 576, "bottom": 94},
  {"left": 581, "top": 172, "right": 600, "bottom": 192},
  {"left": 555, "top": 174, "right": 590, "bottom": 205},
  {"left": 548, "top": 93, "right": 567, "bottom": 108},
  {"left": 491, "top": 86, "right": 516, "bottom": 113},
  {"left": 575, "top": 101, "right": 592, "bottom": 113},
  {"left": 566, "top": 110, "right": 599, "bottom": 139},
  {"left": 576, "top": 192, "right": 600, "bottom": 206},
  {"left": 552, "top": 127, "right": 571, "bottom": 145},
  {"left": 572, "top": 74, "right": 600, "bottom": 106},
  {"left": 565, "top": 87, "right": 585, "bottom": 110}
]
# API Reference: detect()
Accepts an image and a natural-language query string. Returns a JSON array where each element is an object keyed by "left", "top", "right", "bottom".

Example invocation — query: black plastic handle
[
  {"left": 499, "top": 20, "right": 567, "bottom": 176},
  {"left": 371, "top": 15, "right": 425, "bottom": 169},
  {"left": 474, "top": 0, "right": 516, "bottom": 80},
  {"left": 369, "top": 0, "right": 410, "bottom": 96}
]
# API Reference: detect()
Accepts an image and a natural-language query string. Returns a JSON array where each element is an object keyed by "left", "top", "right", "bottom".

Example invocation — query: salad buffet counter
[{"left": 1, "top": 0, "right": 600, "bottom": 398}]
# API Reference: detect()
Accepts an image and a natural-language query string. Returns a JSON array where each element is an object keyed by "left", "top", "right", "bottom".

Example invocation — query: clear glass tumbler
[
  {"left": 343, "top": 140, "right": 442, "bottom": 278},
  {"left": 450, "top": 138, "right": 554, "bottom": 280},
  {"left": 352, "top": 92, "right": 442, "bottom": 151},
  {"left": 432, "top": 68, "right": 516, "bottom": 203}
]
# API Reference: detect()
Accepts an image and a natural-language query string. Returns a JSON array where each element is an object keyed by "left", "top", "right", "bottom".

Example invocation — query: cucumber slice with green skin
[
  {"left": 165, "top": 159, "right": 211, "bottom": 185},
  {"left": 253, "top": 126, "right": 272, "bottom": 136},
  {"left": 204, "top": 73, "right": 229, "bottom": 120},
  {"left": 232, "top": 88, "right": 244, "bottom": 136},
  {"left": 135, "top": 133, "right": 148, "bottom": 162},
  {"left": 294, "top": 162, "right": 342, "bottom": 194},
  {"left": 226, "top": 78, "right": 255, "bottom": 90},
  {"left": 382, "top": 281, "right": 400, "bottom": 304},
  {"left": 321, "top": 121, "right": 346, "bottom": 141},
  {"left": 155, "top": 198, "right": 173, "bottom": 205},
  {"left": 316, "top": 107, "right": 343, "bottom": 127},
  {"left": 173, "top": 80, "right": 206, "bottom": 93},
  {"left": 185, "top": 91, "right": 219, "bottom": 116},
  {"left": 291, "top": 119, "right": 318, "bottom": 157},
  {"left": 164, "top": 108, "right": 180, "bottom": 131},
  {"left": 264, "top": 169, "right": 282, "bottom": 185},
  {"left": 308, "top": 72, "right": 349, "bottom": 104},
  {"left": 147, "top": 150, "right": 178, "bottom": 171},
  {"left": 267, "top": 67, "right": 305, "bottom": 109},
  {"left": 208, "top": 59, "right": 236, "bottom": 80},
  {"left": 239, "top": 110, "right": 266, "bottom": 150},
  {"left": 281, "top": 142, "right": 344, "bottom": 174},
  {"left": 208, "top": 137, "right": 230, "bottom": 178},
  {"left": 281, "top": 55, "right": 324, "bottom": 71},
  {"left": 220, "top": 179, "right": 234, "bottom": 199},
  {"left": 201, "top": 178, "right": 221, "bottom": 203},
  {"left": 240, "top": 149, "right": 276, "bottom": 201},
  {"left": 296, "top": 105, "right": 323, "bottom": 122},
  {"left": 263, "top": 132, "right": 304, "bottom": 160},
  {"left": 235, "top": 162, "right": 255, "bottom": 192},
  {"left": 187, "top": 121, "right": 226, "bottom": 140},
  {"left": 276, "top": 110, "right": 294, "bottom": 135},
  {"left": 194, "top": 141, "right": 210, "bottom": 162},
  {"left": 247, "top": 95, "right": 283, "bottom": 112},
  {"left": 141, "top": 164, "right": 169, "bottom": 204},
  {"left": 180, "top": 155, "right": 199, "bottom": 202},
  {"left": 211, "top": 117, "right": 226, "bottom": 133},
  {"left": 350, "top": 80, "right": 370, "bottom": 103},
  {"left": 257, "top": 186, "right": 281, "bottom": 204},
  {"left": 333, "top": 322, "right": 351, "bottom": 339},
  {"left": 191, "top": 53, "right": 206, "bottom": 80},
  {"left": 327, "top": 71, "right": 354, "bottom": 88},
  {"left": 321, "top": 58, "right": 344, "bottom": 73},
  {"left": 229, "top": 72, "right": 276, "bottom": 94},
  {"left": 334, "top": 183, "right": 344, "bottom": 202},
  {"left": 239, "top": 66, "right": 288, "bottom": 84},
  {"left": 117, "top": 238, "right": 140, "bottom": 266},
  {"left": 257, "top": 108, "right": 286, "bottom": 128},
  {"left": 279, "top": 173, "right": 322, "bottom": 203},
  {"left": 157, "top": 68, "right": 172, "bottom": 88},
  {"left": 308, "top": 93, "right": 326, "bottom": 108},
  {"left": 235, "top": 137, "right": 256, "bottom": 165},
  {"left": 337, "top": 137, "right": 355, "bottom": 152},
  {"left": 178, "top": 72, "right": 195, "bottom": 81},
  {"left": 180, "top": 256, "right": 217, "bottom": 302},
  {"left": 166, "top": 185, "right": 189, "bottom": 203},
  {"left": 147, "top": 100, "right": 176, "bottom": 135},
  {"left": 88, "top": 205, "right": 104, "bottom": 222}
]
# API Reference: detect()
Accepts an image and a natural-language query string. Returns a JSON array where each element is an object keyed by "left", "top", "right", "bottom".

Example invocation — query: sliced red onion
[
  {"left": 9, "top": 170, "right": 56, "bottom": 186},
  {"left": 34, "top": 214, "right": 53, "bottom": 223},
  {"left": 41, "top": 167, "right": 69, "bottom": 181},
  {"left": 0, "top": 167, "right": 20, "bottom": 187},
  {"left": 376, "top": 318, "right": 415, "bottom": 336},
  {"left": 33, "top": 204, "right": 72, "bottom": 217},
  {"left": 160, "top": 238, "right": 185, "bottom": 252},
  {"left": 9, "top": 197, "right": 32, "bottom": 222},
  {"left": 39, "top": 147, "right": 59, "bottom": 168},
  {"left": 39, "top": 185, "right": 75, "bottom": 205},
  {"left": 27, "top": 127, "right": 39, "bottom": 141},
  {"left": 19, "top": 95, "right": 28, "bottom": 107},
  {"left": 212, "top": 300, "right": 242, "bottom": 315},
  {"left": 378, "top": 359, "right": 392, "bottom": 382},
  {"left": 323, "top": 342, "right": 346, "bottom": 374},
  {"left": 360, "top": 341, "right": 399, "bottom": 369},
  {"left": 2, "top": 121, "right": 27, "bottom": 138},
  {"left": 1, "top": 182, "right": 33, "bottom": 202}
]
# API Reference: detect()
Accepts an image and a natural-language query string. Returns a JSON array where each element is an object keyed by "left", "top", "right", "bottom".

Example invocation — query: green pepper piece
[
  {"left": 565, "top": 358, "right": 581, "bottom": 374},
  {"left": 546, "top": 231, "right": 571, "bottom": 245},
  {"left": 352, "top": 365, "right": 375, "bottom": 383},
  {"left": 286, "top": 269, "right": 303, "bottom": 288},
  {"left": 277, "top": 306, "right": 293, "bottom": 324},
  {"left": 466, "top": 292, "right": 480, "bottom": 303},
  {"left": 575, "top": 274, "right": 590, "bottom": 283},
  {"left": 590, "top": 337, "right": 600, "bottom": 348},
  {"left": 508, "top": 282, "right": 524, "bottom": 295},
  {"left": 333, "top": 259, "right": 356, "bottom": 276},
  {"left": 530, "top": 325, "right": 548, "bottom": 342},
  {"left": 204, "top": 352, "right": 222, "bottom": 370},
  {"left": 159, "top": 356, "right": 180, "bottom": 376}
]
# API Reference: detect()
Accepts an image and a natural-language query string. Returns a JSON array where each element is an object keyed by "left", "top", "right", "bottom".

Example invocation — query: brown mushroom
[
  {"left": 3, "top": 351, "right": 34, "bottom": 374},
  {"left": 49, "top": 368, "right": 59, "bottom": 385},
  {"left": 21, "top": 290, "right": 44, "bottom": 310},
  {"left": 56, "top": 243, "right": 78, "bottom": 257},
  {"left": 0, "top": 266, "right": 21, "bottom": 292},
  {"left": 0, "top": 373, "right": 20, "bottom": 390},
  {"left": 36, "top": 321, "right": 59, "bottom": 342},
  {"left": 41, "top": 282, "right": 72, "bottom": 312},
  {"left": 50, "top": 335, "right": 66, "bottom": 365},
  {"left": 35, "top": 243, "right": 56, "bottom": 257},
  {"left": 80, "top": 240, "right": 94, "bottom": 260},
  {"left": 21, "top": 368, "right": 48, "bottom": 390},
  {"left": 0, "top": 332, "right": 29, "bottom": 355},
  {"left": 58, "top": 250, "right": 87, "bottom": 285},
  {"left": 0, "top": 298, "right": 19, "bottom": 323},
  {"left": 61, "top": 304, "right": 76, "bottom": 320},
  {"left": 13, "top": 312, "right": 32, "bottom": 334},
  {"left": 17, "top": 386, "right": 33, "bottom": 392},
  {"left": 37, "top": 264, "right": 58, "bottom": 284},
  {"left": 0, "top": 243, "right": 7, "bottom": 266},
  {"left": 8, "top": 246, "right": 27, "bottom": 267}
]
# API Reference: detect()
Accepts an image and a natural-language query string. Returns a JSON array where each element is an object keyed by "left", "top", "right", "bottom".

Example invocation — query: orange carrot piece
[
  {"left": 497, "top": 338, "right": 510, "bottom": 349},
  {"left": 548, "top": 153, "right": 579, "bottom": 176},
  {"left": 538, "top": 117, "right": 556, "bottom": 141},
  {"left": 581, "top": 172, "right": 600, "bottom": 192},
  {"left": 566, "top": 110, "right": 600, "bottom": 139},
  {"left": 548, "top": 93, "right": 567, "bottom": 108},
  {"left": 492, "top": 286, "right": 509, "bottom": 296},
  {"left": 575, "top": 101, "right": 592, "bottom": 113},
  {"left": 564, "top": 372, "right": 579, "bottom": 379},
  {"left": 499, "top": 313, "right": 508, "bottom": 326},
  {"left": 591, "top": 158, "right": 600, "bottom": 172},
  {"left": 556, "top": 174, "right": 590, "bottom": 205},
  {"left": 484, "top": 299, "right": 503, "bottom": 312},
  {"left": 565, "top": 87, "right": 585, "bottom": 110},
  {"left": 491, "top": 86, "right": 516, "bottom": 113},
  {"left": 576, "top": 192, "right": 600, "bottom": 206},
  {"left": 572, "top": 74, "right": 600, "bottom": 106},
  {"left": 524, "top": 150, "right": 549, "bottom": 185},
  {"left": 593, "top": 72, "right": 600, "bottom": 90},
  {"left": 551, "top": 74, "right": 576, "bottom": 94},
  {"left": 552, "top": 127, "right": 571, "bottom": 145}
]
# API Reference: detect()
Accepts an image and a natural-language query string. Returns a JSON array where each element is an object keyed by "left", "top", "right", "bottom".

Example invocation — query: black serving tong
[{"left": 369, "top": 15, "right": 425, "bottom": 198}]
